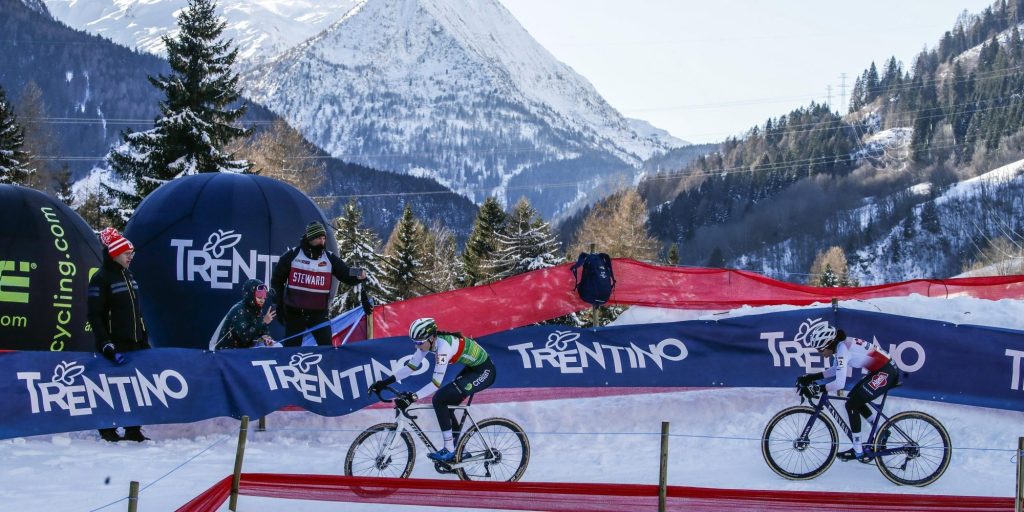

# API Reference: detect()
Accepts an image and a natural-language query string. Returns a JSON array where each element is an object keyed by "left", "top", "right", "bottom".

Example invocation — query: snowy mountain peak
[
  {"left": 20, "top": 0, "right": 50, "bottom": 17},
  {"left": 44, "top": 0, "right": 682, "bottom": 215},
  {"left": 245, "top": 0, "right": 675, "bottom": 213},
  {"left": 44, "top": 0, "right": 360, "bottom": 65}
]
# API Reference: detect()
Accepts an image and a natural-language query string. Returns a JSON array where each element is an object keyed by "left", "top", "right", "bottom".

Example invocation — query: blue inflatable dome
[
  {"left": 0, "top": 184, "right": 105, "bottom": 351},
  {"left": 125, "top": 173, "right": 338, "bottom": 349}
]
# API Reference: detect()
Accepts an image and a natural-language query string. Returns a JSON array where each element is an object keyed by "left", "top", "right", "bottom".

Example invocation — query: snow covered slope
[
  {"left": 44, "top": 0, "right": 359, "bottom": 66},
  {"left": 44, "top": 0, "right": 683, "bottom": 216},
  {"left": 242, "top": 0, "right": 677, "bottom": 211}
]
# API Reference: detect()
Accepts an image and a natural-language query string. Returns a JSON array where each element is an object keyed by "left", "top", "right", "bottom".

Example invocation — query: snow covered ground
[{"left": 1, "top": 296, "right": 1022, "bottom": 511}]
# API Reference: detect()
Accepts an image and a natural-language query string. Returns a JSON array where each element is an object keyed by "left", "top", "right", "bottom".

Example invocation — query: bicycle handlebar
[{"left": 372, "top": 385, "right": 418, "bottom": 419}]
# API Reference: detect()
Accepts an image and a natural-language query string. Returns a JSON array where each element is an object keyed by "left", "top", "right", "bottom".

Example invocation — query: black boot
[
  {"left": 122, "top": 426, "right": 150, "bottom": 442},
  {"left": 98, "top": 428, "right": 121, "bottom": 442}
]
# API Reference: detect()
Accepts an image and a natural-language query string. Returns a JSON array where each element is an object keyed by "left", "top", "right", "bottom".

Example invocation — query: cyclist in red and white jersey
[
  {"left": 796, "top": 320, "right": 900, "bottom": 461},
  {"left": 368, "top": 318, "right": 496, "bottom": 462}
]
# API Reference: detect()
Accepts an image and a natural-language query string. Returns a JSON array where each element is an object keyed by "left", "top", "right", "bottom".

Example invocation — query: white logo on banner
[
  {"left": 507, "top": 330, "right": 688, "bottom": 374},
  {"left": 253, "top": 352, "right": 428, "bottom": 403},
  {"left": 171, "top": 230, "right": 280, "bottom": 289},
  {"left": 17, "top": 361, "right": 189, "bottom": 416},
  {"left": 1005, "top": 349, "right": 1024, "bottom": 390}
]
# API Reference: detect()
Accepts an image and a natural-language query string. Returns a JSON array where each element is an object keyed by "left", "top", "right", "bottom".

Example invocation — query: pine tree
[
  {"left": 462, "top": 196, "right": 506, "bottom": 285},
  {"left": 106, "top": 0, "right": 251, "bottom": 225},
  {"left": 819, "top": 264, "right": 839, "bottom": 287},
  {"left": 384, "top": 204, "right": 426, "bottom": 300},
  {"left": 920, "top": 200, "right": 942, "bottom": 234},
  {"left": 865, "top": 62, "right": 881, "bottom": 103},
  {"left": 0, "top": 86, "right": 34, "bottom": 186},
  {"left": 809, "top": 246, "right": 850, "bottom": 287},
  {"left": 76, "top": 188, "right": 117, "bottom": 230},
  {"left": 55, "top": 166, "right": 74, "bottom": 205},
  {"left": 329, "top": 199, "right": 395, "bottom": 314},
  {"left": 419, "top": 221, "right": 463, "bottom": 293},
  {"left": 707, "top": 247, "right": 725, "bottom": 268},
  {"left": 666, "top": 244, "right": 679, "bottom": 266},
  {"left": 14, "top": 81, "right": 57, "bottom": 191},
  {"left": 486, "top": 197, "right": 562, "bottom": 281}
]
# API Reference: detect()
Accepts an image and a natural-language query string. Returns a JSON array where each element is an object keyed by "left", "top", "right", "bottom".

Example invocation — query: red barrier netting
[
  {"left": 371, "top": 258, "right": 1024, "bottom": 339},
  {"left": 178, "top": 474, "right": 1013, "bottom": 512}
]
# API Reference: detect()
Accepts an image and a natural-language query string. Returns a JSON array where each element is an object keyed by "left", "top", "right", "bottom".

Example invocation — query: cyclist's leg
[
  {"left": 440, "top": 361, "right": 497, "bottom": 451},
  {"left": 847, "top": 366, "right": 899, "bottom": 452},
  {"left": 432, "top": 383, "right": 464, "bottom": 453}
]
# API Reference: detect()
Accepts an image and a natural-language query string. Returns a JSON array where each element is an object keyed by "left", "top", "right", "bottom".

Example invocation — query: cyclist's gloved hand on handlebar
[
  {"left": 796, "top": 372, "right": 823, "bottom": 387},
  {"left": 367, "top": 375, "right": 397, "bottom": 396},
  {"left": 394, "top": 392, "right": 417, "bottom": 410},
  {"left": 802, "top": 383, "right": 823, "bottom": 397}
]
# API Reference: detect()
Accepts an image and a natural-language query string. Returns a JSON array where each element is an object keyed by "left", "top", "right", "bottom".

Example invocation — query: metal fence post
[
  {"left": 1016, "top": 436, "right": 1023, "bottom": 512},
  {"left": 127, "top": 480, "right": 139, "bottom": 512},
  {"left": 229, "top": 416, "right": 250, "bottom": 511},
  {"left": 659, "top": 421, "right": 669, "bottom": 512}
]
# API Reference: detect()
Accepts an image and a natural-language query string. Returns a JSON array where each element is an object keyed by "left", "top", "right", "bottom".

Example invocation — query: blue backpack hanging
[{"left": 570, "top": 252, "right": 616, "bottom": 306}]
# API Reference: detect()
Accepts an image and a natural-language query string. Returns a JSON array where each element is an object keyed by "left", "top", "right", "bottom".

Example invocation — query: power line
[
  {"left": 19, "top": 64, "right": 1024, "bottom": 131},
  {"left": 28, "top": 92, "right": 1024, "bottom": 164}
]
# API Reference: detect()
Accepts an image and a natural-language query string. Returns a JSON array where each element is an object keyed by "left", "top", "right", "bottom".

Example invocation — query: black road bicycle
[
  {"left": 345, "top": 386, "right": 530, "bottom": 482},
  {"left": 761, "top": 384, "right": 952, "bottom": 486}
]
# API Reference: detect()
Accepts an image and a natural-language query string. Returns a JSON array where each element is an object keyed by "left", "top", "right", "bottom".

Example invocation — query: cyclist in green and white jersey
[{"left": 369, "top": 317, "right": 497, "bottom": 462}]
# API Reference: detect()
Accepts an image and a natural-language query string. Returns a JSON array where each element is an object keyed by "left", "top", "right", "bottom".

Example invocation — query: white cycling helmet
[
  {"left": 804, "top": 322, "right": 838, "bottom": 350},
  {"left": 408, "top": 317, "right": 437, "bottom": 342}
]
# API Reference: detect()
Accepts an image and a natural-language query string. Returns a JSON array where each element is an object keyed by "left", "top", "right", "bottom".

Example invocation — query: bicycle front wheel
[
  {"left": 762, "top": 405, "right": 838, "bottom": 480},
  {"left": 345, "top": 422, "right": 416, "bottom": 478},
  {"left": 874, "top": 411, "right": 951, "bottom": 486},
  {"left": 454, "top": 417, "right": 530, "bottom": 482}
]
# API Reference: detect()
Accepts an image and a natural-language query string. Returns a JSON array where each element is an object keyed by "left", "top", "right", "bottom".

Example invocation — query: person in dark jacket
[
  {"left": 214, "top": 278, "right": 278, "bottom": 349},
  {"left": 87, "top": 227, "right": 150, "bottom": 443},
  {"left": 270, "top": 221, "right": 366, "bottom": 347}
]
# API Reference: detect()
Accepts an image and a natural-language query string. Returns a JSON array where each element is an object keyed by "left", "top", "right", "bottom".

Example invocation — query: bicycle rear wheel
[
  {"left": 873, "top": 411, "right": 951, "bottom": 486},
  {"left": 454, "top": 417, "right": 530, "bottom": 482},
  {"left": 762, "top": 406, "right": 838, "bottom": 480},
  {"left": 345, "top": 422, "right": 416, "bottom": 478}
]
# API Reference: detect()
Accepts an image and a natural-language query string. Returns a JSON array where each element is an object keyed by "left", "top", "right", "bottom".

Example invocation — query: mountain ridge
[{"left": 44, "top": 0, "right": 686, "bottom": 217}]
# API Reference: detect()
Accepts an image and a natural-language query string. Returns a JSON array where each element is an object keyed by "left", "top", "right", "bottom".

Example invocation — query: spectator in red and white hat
[{"left": 87, "top": 227, "right": 150, "bottom": 442}]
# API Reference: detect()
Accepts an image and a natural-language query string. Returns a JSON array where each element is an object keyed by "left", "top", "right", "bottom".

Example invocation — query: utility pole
[
  {"left": 826, "top": 85, "right": 833, "bottom": 112},
  {"left": 838, "top": 73, "right": 848, "bottom": 113}
]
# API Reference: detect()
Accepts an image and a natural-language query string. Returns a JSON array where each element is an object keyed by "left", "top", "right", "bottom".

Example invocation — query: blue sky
[{"left": 500, "top": 0, "right": 998, "bottom": 144}]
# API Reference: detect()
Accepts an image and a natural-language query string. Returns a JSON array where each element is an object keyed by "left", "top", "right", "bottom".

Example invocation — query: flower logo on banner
[
  {"left": 289, "top": 352, "right": 322, "bottom": 373},
  {"left": 794, "top": 317, "right": 828, "bottom": 346},
  {"left": 545, "top": 330, "right": 580, "bottom": 351},
  {"left": 201, "top": 229, "right": 242, "bottom": 258},
  {"left": 52, "top": 361, "right": 84, "bottom": 385}
]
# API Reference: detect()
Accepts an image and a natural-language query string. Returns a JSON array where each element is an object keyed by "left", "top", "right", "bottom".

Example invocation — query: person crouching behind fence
[
  {"left": 87, "top": 227, "right": 150, "bottom": 443},
  {"left": 214, "top": 278, "right": 279, "bottom": 349},
  {"left": 368, "top": 318, "right": 496, "bottom": 462}
]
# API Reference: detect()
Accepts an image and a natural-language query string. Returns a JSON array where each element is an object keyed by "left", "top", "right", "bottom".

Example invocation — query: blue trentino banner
[{"left": 1, "top": 308, "right": 1022, "bottom": 439}]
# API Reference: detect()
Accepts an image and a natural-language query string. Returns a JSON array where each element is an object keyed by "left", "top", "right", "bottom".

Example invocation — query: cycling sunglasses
[
  {"left": 413, "top": 335, "right": 434, "bottom": 346},
  {"left": 254, "top": 284, "right": 269, "bottom": 300}
]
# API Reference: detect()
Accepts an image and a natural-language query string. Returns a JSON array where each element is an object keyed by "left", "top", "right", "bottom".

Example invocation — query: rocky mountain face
[
  {"left": 45, "top": 0, "right": 684, "bottom": 218},
  {"left": 5, "top": 0, "right": 478, "bottom": 240}
]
